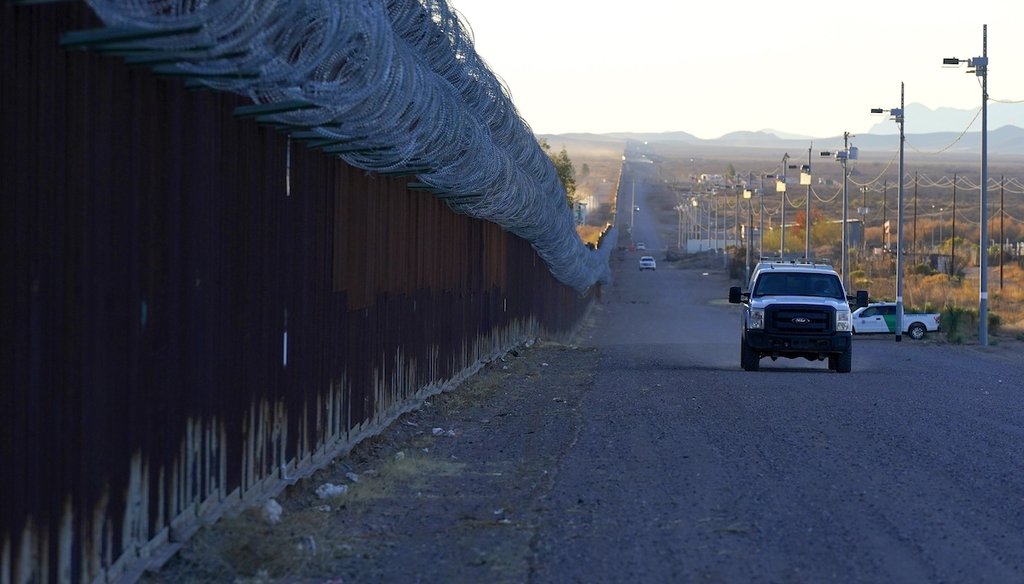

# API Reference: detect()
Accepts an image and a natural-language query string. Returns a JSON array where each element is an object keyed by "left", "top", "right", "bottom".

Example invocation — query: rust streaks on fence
[{"left": 1, "top": 3, "right": 597, "bottom": 582}]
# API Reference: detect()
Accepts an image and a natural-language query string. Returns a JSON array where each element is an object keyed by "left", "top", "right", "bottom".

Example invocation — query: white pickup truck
[{"left": 852, "top": 302, "right": 941, "bottom": 340}]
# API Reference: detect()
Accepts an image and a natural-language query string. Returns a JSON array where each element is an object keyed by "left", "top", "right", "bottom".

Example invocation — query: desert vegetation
[{"left": 558, "top": 137, "right": 1024, "bottom": 341}]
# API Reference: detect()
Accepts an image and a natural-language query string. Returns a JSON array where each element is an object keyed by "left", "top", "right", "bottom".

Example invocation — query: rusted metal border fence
[{"left": 0, "top": 3, "right": 597, "bottom": 582}]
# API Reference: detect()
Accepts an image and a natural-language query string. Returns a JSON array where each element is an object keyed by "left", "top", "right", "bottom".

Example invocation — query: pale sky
[{"left": 449, "top": 1, "right": 1024, "bottom": 139}]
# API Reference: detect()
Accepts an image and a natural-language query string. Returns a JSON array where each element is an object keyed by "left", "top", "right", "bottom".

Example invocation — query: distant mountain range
[
  {"left": 867, "top": 102, "right": 1023, "bottom": 135},
  {"left": 541, "top": 104, "right": 1024, "bottom": 156}
]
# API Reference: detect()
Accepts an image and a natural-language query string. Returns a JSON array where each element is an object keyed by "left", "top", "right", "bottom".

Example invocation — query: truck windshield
[{"left": 753, "top": 272, "right": 845, "bottom": 299}]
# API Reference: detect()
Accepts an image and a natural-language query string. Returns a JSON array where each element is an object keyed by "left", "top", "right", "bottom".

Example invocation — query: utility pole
[
  {"left": 895, "top": 82, "right": 906, "bottom": 343},
  {"left": 862, "top": 186, "right": 868, "bottom": 252},
  {"left": 943, "top": 25, "right": 989, "bottom": 344},
  {"left": 871, "top": 90, "right": 906, "bottom": 342},
  {"left": 883, "top": 180, "right": 887, "bottom": 236},
  {"left": 1000, "top": 175, "right": 1004, "bottom": 290},
  {"left": 734, "top": 186, "right": 740, "bottom": 249},
  {"left": 979, "top": 24, "right": 990, "bottom": 345},
  {"left": 841, "top": 131, "right": 851, "bottom": 290},
  {"left": 780, "top": 153, "right": 790, "bottom": 257},
  {"left": 952, "top": 173, "right": 957, "bottom": 275},
  {"left": 630, "top": 178, "right": 636, "bottom": 234},
  {"left": 913, "top": 172, "right": 918, "bottom": 253},
  {"left": 759, "top": 175, "right": 766, "bottom": 259},
  {"left": 744, "top": 188, "right": 753, "bottom": 285},
  {"left": 805, "top": 145, "right": 812, "bottom": 259}
]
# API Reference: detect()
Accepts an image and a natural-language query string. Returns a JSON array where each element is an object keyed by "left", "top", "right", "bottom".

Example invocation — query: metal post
[
  {"left": 913, "top": 172, "right": 918, "bottom": 253},
  {"left": 805, "top": 145, "right": 812, "bottom": 259},
  {"left": 895, "top": 82, "right": 906, "bottom": 343},
  {"left": 713, "top": 195, "right": 718, "bottom": 251},
  {"left": 952, "top": 173, "right": 957, "bottom": 276},
  {"left": 734, "top": 187, "right": 740, "bottom": 249},
  {"left": 862, "top": 186, "right": 868, "bottom": 252},
  {"left": 979, "top": 24, "right": 989, "bottom": 346},
  {"left": 630, "top": 179, "right": 636, "bottom": 233},
  {"left": 746, "top": 195, "right": 753, "bottom": 285},
  {"left": 882, "top": 180, "right": 887, "bottom": 251},
  {"left": 781, "top": 154, "right": 789, "bottom": 257},
  {"left": 883, "top": 180, "right": 888, "bottom": 232},
  {"left": 841, "top": 131, "right": 850, "bottom": 291},
  {"left": 1000, "top": 175, "right": 1004, "bottom": 290},
  {"left": 759, "top": 176, "right": 765, "bottom": 259}
]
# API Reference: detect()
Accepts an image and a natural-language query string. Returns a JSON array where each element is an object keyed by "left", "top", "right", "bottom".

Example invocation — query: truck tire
[
  {"left": 908, "top": 322, "right": 926, "bottom": 340},
  {"left": 833, "top": 345, "right": 852, "bottom": 373},
  {"left": 740, "top": 339, "right": 760, "bottom": 371}
]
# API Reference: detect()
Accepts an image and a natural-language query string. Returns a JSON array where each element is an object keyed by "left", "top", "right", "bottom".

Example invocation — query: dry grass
[
  {"left": 149, "top": 444, "right": 472, "bottom": 583},
  {"left": 576, "top": 224, "right": 607, "bottom": 246},
  {"left": 145, "top": 340, "right": 567, "bottom": 583},
  {"left": 854, "top": 260, "right": 1024, "bottom": 341}
]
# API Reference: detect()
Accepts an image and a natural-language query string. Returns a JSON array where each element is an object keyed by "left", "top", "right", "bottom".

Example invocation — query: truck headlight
[
  {"left": 836, "top": 310, "right": 852, "bottom": 332},
  {"left": 749, "top": 308, "right": 765, "bottom": 330}
]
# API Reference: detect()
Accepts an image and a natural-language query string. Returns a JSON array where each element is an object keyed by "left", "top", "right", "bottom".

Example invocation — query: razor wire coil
[{"left": 83, "top": 0, "right": 614, "bottom": 292}]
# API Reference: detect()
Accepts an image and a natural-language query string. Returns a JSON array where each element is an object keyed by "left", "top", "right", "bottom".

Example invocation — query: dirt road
[{"left": 147, "top": 253, "right": 1024, "bottom": 583}]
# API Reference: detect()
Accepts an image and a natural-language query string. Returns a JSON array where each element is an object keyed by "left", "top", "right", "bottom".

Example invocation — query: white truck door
[{"left": 855, "top": 306, "right": 888, "bottom": 333}]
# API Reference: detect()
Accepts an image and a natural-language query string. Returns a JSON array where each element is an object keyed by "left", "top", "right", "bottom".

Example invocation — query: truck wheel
[
  {"left": 741, "top": 340, "right": 760, "bottom": 371},
  {"left": 835, "top": 345, "right": 852, "bottom": 373},
  {"left": 908, "top": 323, "right": 926, "bottom": 340}
]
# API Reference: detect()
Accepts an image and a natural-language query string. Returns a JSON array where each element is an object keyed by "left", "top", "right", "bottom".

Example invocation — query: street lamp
[
  {"left": 943, "top": 24, "right": 989, "bottom": 346},
  {"left": 743, "top": 188, "right": 753, "bottom": 284},
  {"left": 630, "top": 178, "right": 636, "bottom": 234},
  {"left": 758, "top": 174, "right": 773, "bottom": 259},
  {"left": 734, "top": 185, "right": 742, "bottom": 249},
  {"left": 779, "top": 153, "right": 790, "bottom": 257},
  {"left": 801, "top": 146, "right": 813, "bottom": 259},
  {"left": 821, "top": 133, "right": 857, "bottom": 290},
  {"left": 675, "top": 204, "right": 687, "bottom": 250},
  {"left": 871, "top": 82, "right": 907, "bottom": 342},
  {"left": 691, "top": 197, "right": 701, "bottom": 251}
]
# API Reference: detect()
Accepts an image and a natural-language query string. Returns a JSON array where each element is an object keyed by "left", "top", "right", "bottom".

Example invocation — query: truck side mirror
[
  {"left": 855, "top": 290, "right": 869, "bottom": 308},
  {"left": 729, "top": 286, "right": 742, "bottom": 304}
]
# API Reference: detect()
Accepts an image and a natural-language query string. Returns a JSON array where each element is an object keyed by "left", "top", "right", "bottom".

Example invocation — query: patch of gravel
[{"left": 143, "top": 339, "right": 600, "bottom": 584}]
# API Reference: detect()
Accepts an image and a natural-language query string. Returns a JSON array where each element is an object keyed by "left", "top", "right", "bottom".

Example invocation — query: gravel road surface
[{"left": 148, "top": 251, "right": 1024, "bottom": 583}]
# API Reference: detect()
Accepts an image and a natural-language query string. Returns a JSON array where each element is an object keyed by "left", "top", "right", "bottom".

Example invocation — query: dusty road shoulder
[{"left": 145, "top": 340, "right": 600, "bottom": 583}]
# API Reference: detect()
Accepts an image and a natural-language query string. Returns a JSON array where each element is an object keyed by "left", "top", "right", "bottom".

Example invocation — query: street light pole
[
  {"left": 871, "top": 83, "right": 907, "bottom": 342},
  {"left": 759, "top": 175, "right": 766, "bottom": 259},
  {"left": 979, "top": 26, "right": 990, "bottom": 346},
  {"left": 630, "top": 179, "right": 636, "bottom": 234},
  {"left": 804, "top": 145, "right": 812, "bottom": 259},
  {"left": 896, "top": 83, "right": 907, "bottom": 343},
  {"left": 944, "top": 24, "right": 989, "bottom": 345},
  {"left": 820, "top": 137, "right": 854, "bottom": 289},
  {"left": 841, "top": 132, "right": 852, "bottom": 290},
  {"left": 743, "top": 188, "right": 753, "bottom": 285},
  {"left": 780, "top": 153, "right": 790, "bottom": 257},
  {"left": 734, "top": 186, "right": 741, "bottom": 249},
  {"left": 691, "top": 197, "right": 700, "bottom": 251}
]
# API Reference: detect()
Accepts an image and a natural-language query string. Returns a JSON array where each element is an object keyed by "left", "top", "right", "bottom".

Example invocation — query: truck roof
[{"left": 751, "top": 259, "right": 839, "bottom": 279}]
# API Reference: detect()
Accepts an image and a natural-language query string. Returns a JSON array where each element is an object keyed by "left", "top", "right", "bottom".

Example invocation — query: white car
[
  {"left": 635, "top": 242, "right": 647, "bottom": 250},
  {"left": 639, "top": 256, "right": 657, "bottom": 271}
]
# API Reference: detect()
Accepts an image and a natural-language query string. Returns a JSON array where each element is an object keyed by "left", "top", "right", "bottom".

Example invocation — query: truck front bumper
[{"left": 744, "top": 330, "right": 852, "bottom": 354}]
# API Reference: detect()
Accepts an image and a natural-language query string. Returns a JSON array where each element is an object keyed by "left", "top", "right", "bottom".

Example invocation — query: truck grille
[{"left": 766, "top": 305, "right": 833, "bottom": 334}]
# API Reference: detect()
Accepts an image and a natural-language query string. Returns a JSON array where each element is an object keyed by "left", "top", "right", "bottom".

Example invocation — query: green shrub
[
  {"left": 988, "top": 312, "right": 1002, "bottom": 334},
  {"left": 911, "top": 263, "right": 937, "bottom": 276},
  {"left": 942, "top": 305, "right": 969, "bottom": 343}
]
